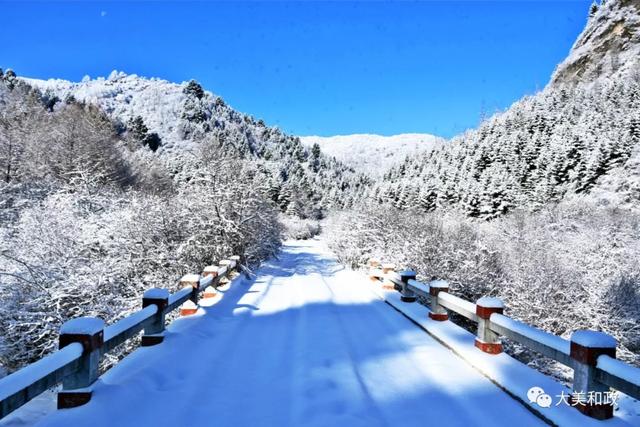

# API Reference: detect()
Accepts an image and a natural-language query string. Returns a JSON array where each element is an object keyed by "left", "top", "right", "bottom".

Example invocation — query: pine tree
[
  {"left": 418, "top": 183, "right": 438, "bottom": 212},
  {"left": 393, "top": 184, "right": 406, "bottom": 209},
  {"left": 463, "top": 192, "right": 481, "bottom": 217},
  {"left": 3, "top": 69, "right": 16, "bottom": 89},
  {"left": 310, "top": 143, "right": 321, "bottom": 172},
  {"left": 299, "top": 176, "right": 313, "bottom": 201},
  {"left": 182, "top": 97, "right": 207, "bottom": 123},
  {"left": 582, "top": 141, "right": 612, "bottom": 191},
  {"left": 286, "top": 197, "right": 304, "bottom": 218},
  {"left": 64, "top": 94, "right": 76, "bottom": 105},
  {"left": 128, "top": 116, "right": 149, "bottom": 141},
  {"left": 278, "top": 185, "right": 293, "bottom": 211},
  {"left": 626, "top": 114, "right": 640, "bottom": 150},
  {"left": 294, "top": 145, "right": 307, "bottom": 163},
  {"left": 183, "top": 79, "right": 205, "bottom": 99},
  {"left": 266, "top": 179, "right": 281, "bottom": 204},
  {"left": 127, "top": 116, "right": 161, "bottom": 151},
  {"left": 42, "top": 89, "right": 60, "bottom": 112},
  {"left": 144, "top": 133, "right": 162, "bottom": 152}
]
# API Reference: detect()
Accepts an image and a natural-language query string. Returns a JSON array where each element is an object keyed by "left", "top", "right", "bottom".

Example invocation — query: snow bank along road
[{"left": 33, "top": 239, "right": 544, "bottom": 427}]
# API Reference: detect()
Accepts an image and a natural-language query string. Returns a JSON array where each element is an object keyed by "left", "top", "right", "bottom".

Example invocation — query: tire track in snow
[{"left": 313, "top": 266, "right": 390, "bottom": 426}]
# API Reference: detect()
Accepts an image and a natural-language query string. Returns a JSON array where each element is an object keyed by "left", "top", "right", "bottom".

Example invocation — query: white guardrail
[
  {"left": 367, "top": 259, "right": 640, "bottom": 421},
  {"left": 0, "top": 256, "right": 240, "bottom": 419}
]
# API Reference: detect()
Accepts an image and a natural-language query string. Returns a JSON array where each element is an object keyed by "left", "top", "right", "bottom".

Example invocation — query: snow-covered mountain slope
[
  {"left": 551, "top": 0, "right": 640, "bottom": 85},
  {"left": 22, "top": 71, "right": 221, "bottom": 152},
  {"left": 375, "top": 0, "right": 640, "bottom": 216},
  {"left": 300, "top": 133, "right": 443, "bottom": 176},
  {"left": 13, "top": 71, "right": 363, "bottom": 216}
]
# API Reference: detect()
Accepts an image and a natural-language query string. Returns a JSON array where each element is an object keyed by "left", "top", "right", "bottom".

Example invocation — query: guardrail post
[
  {"left": 475, "top": 297, "right": 504, "bottom": 354},
  {"left": 202, "top": 266, "right": 219, "bottom": 299},
  {"left": 569, "top": 330, "right": 616, "bottom": 420},
  {"left": 381, "top": 263, "right": 396, "bottom": 290},
  {"left": 230, "top": 255, "right": 241, "bottom": 270},
  {"left": 57, "top": 317, "right": 104, "bottom": 409},
  {"left": 180, "top": 274, "right": 200, "bottom": 304},
  {"left": 428, "top": 280, "right": 449, "bottom": 321},
  {"left": 398, "top": 270, "right": 417, "bottom": 302},
  {"left": 202, "top": 265, "right": 218, "bottom": 278},
  {"left": 178, "top": 274, "right": 200, "bottom": 317},
  {"left": 368, "top": 259, "right": 381, "bottom": 282},
  {"left": 218, "top": 260, "right": 232, "bottom": 286},
  {"left": 141, "top": 288, "right": 169, "bottom": 346}
]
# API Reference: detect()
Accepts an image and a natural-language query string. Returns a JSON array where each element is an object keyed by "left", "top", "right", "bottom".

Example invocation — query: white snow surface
[
  {"left": 438, "top": 292, "right": 477, "bottom": 315},
  {"left": 180, "top": 300, "right": 197, "bottom": 310},
  {"left": 429, "top": 279, "right": 449, "bottom": 289},
  {"left": 103, "top": 306, "right": 157, "bottom": 342},
  {"left": 59, "top": 317, "right": 104, "bottom": 335},
  {"left": 407, "top": 279, "right": 430, "bottom": 297},
  {"left": 143, "top": 288, "right": 171, "bottom": 299},
  {"left": 490, "top": 313, "right": 570, "bottom": 355},
  {"left": 0, "top": 344, "right": 83, "bottom": 402},
  {"left": 597, "top": 355, "right": 640, "bottom": 386},
  {"left": 179, "top": 274, "right": 200, "bottom": 283},
  {"left": 198, "top": 274, "right": 214, "bottom": 289},
  {"left": 571, "top": 330, "right": 617, "bottom": 348},
  {"left": 300, "top": 134, "right": 443, "bottom": 176},
  {"left": 7, "top": 239, "right": 550, "bottom": 427},
  {"left": 143, "top": 288, "right": 170, "bottom": 299},
  {"left": 476, "top": 296, "right": 504, "bottom": 309}
]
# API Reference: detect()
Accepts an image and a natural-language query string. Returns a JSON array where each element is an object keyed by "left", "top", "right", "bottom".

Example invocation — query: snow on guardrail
[
  {"left": 0, "top": 255, "right": 240, "bottom": 420},
  {"left": 367, "top": 259, "right": 640, "bottom": 422}
]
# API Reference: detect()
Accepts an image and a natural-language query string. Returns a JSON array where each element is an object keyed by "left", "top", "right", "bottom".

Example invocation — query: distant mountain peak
[{"left": 300, "top": 133, "right": 444, "bottom": 177}]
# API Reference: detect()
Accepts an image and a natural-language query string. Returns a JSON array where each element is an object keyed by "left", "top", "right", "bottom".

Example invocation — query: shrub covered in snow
[
  {"left": 0, "top": 159, "right": 282, "bottom": 370},
  {"left": 325, "top": 200, "right": 640, "bottom": 369},
  {"left": 280, "top": 215, "right": 321, "bottom": 240}
]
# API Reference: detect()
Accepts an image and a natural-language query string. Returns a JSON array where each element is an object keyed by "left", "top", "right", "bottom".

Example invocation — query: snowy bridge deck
[{"left": 2, "top": 239, "right": 640, "bottom": 426}]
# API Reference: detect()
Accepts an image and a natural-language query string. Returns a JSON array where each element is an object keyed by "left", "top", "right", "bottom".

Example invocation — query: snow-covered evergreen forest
[
  {"left": 1, "top": 0, "right": 639, "bottom": 382},
  {"left": 369, "top": 74, "right": 640, "bottom": 217},
  {"left": 368, "top": 0, "right": 640, "bottom": 217}
]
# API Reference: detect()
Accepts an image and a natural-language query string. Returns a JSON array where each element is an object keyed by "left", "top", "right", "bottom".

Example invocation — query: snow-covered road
[{"left": 34, "top": 239, "right": 543, "bottom": 427}]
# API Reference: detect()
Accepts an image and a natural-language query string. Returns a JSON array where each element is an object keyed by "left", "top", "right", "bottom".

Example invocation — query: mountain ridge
[
  {"left": 300, "top": 133, "right": 443, "bottom": 177},
  {"left": 374, "top": 0, "right": 640, "bottom": 217}
]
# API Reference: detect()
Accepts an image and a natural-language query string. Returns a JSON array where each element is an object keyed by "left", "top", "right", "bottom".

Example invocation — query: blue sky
[{"left": 2, "top": 1, "right": 590, "bottom": 138}]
